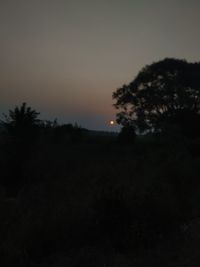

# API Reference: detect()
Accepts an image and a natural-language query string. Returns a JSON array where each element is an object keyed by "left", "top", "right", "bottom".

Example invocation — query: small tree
[
  {"left": 113, "top": 58, "right": 200, "bottom": 137},
  {"left": 2, "top": 102, "right": 40, "bottom": 141},
  {"left": 1, "top": 103, "right": 41, "bottom": 194}
]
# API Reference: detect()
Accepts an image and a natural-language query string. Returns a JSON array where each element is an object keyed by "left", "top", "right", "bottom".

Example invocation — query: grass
[{"left": 0, "top": 132, "right": 200, "bottom": 266}]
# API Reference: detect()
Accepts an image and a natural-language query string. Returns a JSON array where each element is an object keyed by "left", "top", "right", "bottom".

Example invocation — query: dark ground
[{"left": 0, "top": 130, "right": 200, "bottom": 266}]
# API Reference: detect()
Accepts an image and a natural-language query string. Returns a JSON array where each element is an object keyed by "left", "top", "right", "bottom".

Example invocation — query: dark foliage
[
  {"left": 118, "top": 125, "right": 136, "bottom": 144},
  {"left": 53, "top": 123, "right": 88, "bottom": 143},
  {"left": 113, "top": 58, "right": 200, "bottom": 137},
  {"left": 1, "top": 102, "right": 40, "bottom": 143}
]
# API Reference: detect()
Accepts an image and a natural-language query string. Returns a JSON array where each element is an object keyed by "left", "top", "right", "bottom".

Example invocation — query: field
[{"left": 0, "top": 129, "right": 200, "bottom": 266}]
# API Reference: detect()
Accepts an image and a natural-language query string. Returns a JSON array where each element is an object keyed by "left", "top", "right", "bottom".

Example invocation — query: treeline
[{"left": 0, "top": 102, "right": 89, "bottom": 145}]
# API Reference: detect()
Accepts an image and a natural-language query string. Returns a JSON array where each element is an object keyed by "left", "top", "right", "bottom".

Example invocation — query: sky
[{"left": 1, "top": 0, "right": 200, "bottom": 131}]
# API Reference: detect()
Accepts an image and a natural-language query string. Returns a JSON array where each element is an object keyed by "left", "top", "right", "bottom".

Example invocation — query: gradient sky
[{"left": 1, "top": 0, "right": 200, "bottom": 130}]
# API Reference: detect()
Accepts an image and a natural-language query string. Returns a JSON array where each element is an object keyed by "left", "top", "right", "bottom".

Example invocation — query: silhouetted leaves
[
  {"left": 1, "top": 102, "right": 40, "bottom": 143},
  {"left": 113, "top": 58, "right": 200, "bottom": 137},
  {"left": 118, "top": 125, "right": 136, "bottom": 144}
]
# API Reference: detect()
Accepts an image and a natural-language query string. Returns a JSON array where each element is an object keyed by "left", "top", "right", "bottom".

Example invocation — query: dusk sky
[{"left": 1, "top": 0, "right": 200, "bottom": 130}]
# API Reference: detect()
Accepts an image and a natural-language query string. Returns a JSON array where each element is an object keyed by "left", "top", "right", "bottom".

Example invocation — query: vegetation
[
  {"left": 117, "top": 125, "right": 136, "bottom": 144},
  {"left": 113, "top": 58, "right": 200, "bottom": 136},
  {"left": 1, "top": 102, "right": 40, "bottom": 141},
  {"left": 1, "top": 59, "right": 200, "bottom": 266}
]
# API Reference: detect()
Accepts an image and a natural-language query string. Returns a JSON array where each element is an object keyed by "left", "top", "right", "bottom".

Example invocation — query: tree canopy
[{"left": 113, "top": 58, "right": 200, "bottom": 137}]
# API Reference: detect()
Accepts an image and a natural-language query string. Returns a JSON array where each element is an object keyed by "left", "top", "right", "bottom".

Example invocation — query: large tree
[{"left": 113, "top": 58, "right": 200, "bottom": 137}]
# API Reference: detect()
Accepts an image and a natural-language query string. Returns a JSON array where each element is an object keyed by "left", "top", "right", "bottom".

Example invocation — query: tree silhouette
[
  {"left": 2, "top": 102, "right": 40, "bottom": 141},
  {"left": 0, "top": 103, "right": 41, "bottom": 195},
  {"left": 118, "top": 125, "right": 136, "bottom": 144},
  {"left": 113, "top": 58, "right": 200, "bottom": 137}
]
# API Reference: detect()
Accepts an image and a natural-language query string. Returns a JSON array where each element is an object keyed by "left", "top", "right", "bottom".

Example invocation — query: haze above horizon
[{"left": 1, "top": 0, "right": 200, "bottom": 130}]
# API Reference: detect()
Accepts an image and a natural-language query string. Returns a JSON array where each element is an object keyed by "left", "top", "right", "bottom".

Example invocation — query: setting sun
[{"left": 110, "top": 120, "right": 115, "bottom": 125}]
